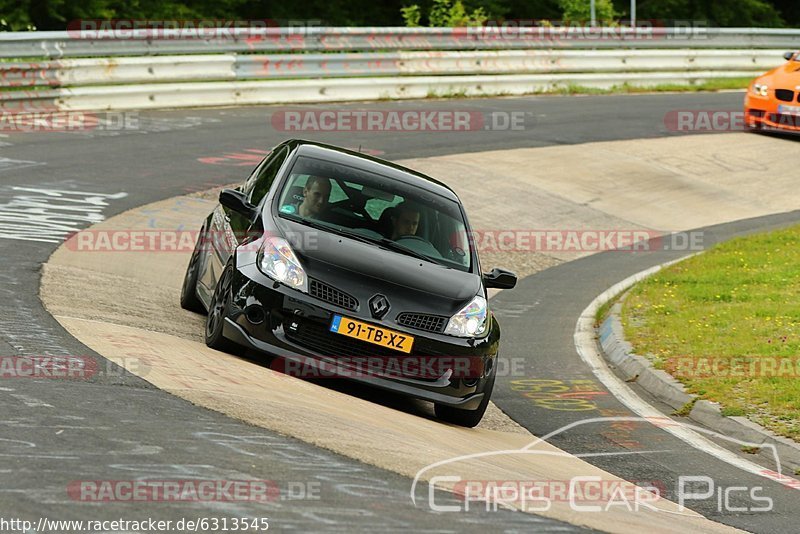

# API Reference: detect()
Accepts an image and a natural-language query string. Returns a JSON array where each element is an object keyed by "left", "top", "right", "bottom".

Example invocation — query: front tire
[
  {"left": 434, "top": 370, "right": 496, "bottom": 428},
  {"left": 205, "top": 262, "right": 241, "bottom": 354},
  {"left": 180, "top": 225, "right": 206, "bottom": 313}
]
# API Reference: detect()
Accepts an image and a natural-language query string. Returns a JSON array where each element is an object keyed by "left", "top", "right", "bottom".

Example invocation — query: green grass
[
  {"left": 542, "top": 77, "right": 753, "bottom": 96},
  {"left": 421, "top": 78, "right": 751, "bottom": 100},
  {"left": 622, "top": 224, "right": 800, "bottom": 441},
  {"left": 0, "top": 85, "right": 50, "bottom": 92},
  {"left": 628, "top": 77, "right": 755, "bottom": 93},
  {"left": 426, "top": 88, "right": 469, "bottom": 99},
  {"left": 673, "top": 399, "right": 698, "bottom": 417},
  {"left": 595, "top": 293, "right": 621, "bottom": 327}
]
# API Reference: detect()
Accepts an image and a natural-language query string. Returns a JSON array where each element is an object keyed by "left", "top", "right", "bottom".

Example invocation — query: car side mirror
[
  {"left": 219, "top": 189, "right": 258, "bottom": 221},
  {"left": 784, "top": 51, "right": 795, "bottom": 61},
  {"left": 483, "top": 268, "right": 517, "bottom": 289}
]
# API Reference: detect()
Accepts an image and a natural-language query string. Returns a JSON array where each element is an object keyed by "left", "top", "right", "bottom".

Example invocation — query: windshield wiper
[
  {"left": 281, "top": 214, "right": 338, "bottom": 233},
  {"left": 327, "top": 227, "right": 434, "bottom": 263},
  {"left": 373, "top": 237, "right": 434, "bottom": 263}
]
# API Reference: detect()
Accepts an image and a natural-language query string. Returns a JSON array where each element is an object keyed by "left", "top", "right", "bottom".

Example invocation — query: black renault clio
[{"left": 181, "top": 139, "right": 517, "bottom": 426}]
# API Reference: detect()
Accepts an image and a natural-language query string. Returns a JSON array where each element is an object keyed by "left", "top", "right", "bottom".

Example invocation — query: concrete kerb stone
[
  {"left": 597, "top": 285, "right": 800, "bottom": 475},
  {"left": 599, "top": 297, "right": 694, "bottom": 412}
]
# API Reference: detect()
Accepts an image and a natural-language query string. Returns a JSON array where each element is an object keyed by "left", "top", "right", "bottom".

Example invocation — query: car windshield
[{"left": 275, "top": 155, "right": 473, "bottom": 272}]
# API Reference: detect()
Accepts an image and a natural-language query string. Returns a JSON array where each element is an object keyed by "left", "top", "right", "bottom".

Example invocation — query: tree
[
  {"left": 635, "top": 0, "right": 784, "bottom": 27},
  {"left": 559, "top": 0, "right": 617, "bottom": 23},
  {"left": 401, "top": 0, "right": 489, "bottom": 27},
  {"left": 0, "top": 0, "right": 795, "bottom": 31},
  {"left": 772, "top": 0, "right": 800, "bottom": 27}
]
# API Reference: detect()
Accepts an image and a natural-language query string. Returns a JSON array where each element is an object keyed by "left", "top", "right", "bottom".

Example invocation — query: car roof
[{"left": 288, "top": 139, "right": 461, "bottom": 203}]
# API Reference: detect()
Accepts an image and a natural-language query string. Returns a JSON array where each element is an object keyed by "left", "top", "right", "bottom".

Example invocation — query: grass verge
[
  {"left": 543, "top": 77, "right": 752, "bottom": 96},
  {"left": 595, "top": 292, "right": 622, "bottom": 327},
  {"left": 425, "top": 77, "right": 752, "bottom": 99},
  {"left": 621, "top": 224, "right": 800, "bottom": 441}
]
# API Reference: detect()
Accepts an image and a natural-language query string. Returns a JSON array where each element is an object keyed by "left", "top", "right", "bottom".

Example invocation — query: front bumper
[
  {"left": 744, "top": 94, "right": 800, "bottom": 133},
  {"left": 222, "top": 263, "right": 499, "bottom": 410}
]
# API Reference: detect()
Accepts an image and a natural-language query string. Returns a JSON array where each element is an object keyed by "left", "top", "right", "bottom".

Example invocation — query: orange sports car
[{"left": 745, "top": 50, "right": 800, "bottom": 132}]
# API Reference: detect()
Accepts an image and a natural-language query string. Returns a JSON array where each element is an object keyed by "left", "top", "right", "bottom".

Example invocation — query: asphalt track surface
[{"left": 1, "top": 91, "right": 795, "bottom": 532}]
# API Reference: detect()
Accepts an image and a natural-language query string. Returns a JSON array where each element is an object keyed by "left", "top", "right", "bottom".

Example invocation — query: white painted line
[
  {"left": 9, "top": 393, "right": 54, "bottom": 408},
  {"left": 574, "top": 257, "right": 800, "bottom": 489}
]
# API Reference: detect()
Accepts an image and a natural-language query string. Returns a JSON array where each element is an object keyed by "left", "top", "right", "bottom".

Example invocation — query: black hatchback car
[{"left": 181, "top": 140, "right": 517, "bottom": 426}]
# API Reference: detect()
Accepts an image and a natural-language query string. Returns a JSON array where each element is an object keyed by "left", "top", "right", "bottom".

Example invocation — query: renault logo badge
[{"left": 369, "top": 294, "right": 390, "bottom": 319}]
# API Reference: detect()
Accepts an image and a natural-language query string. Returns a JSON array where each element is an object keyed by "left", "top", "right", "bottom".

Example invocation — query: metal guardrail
[
  {"left": 1, "top": 27, "right": 793, "bottom": 112},
  {"left": 0, "top": 49, "right": 786, "bottom": 88},
  {"left": 2, "top": 27, "right": 800, "bottom": 59},
  {"left": 0, "top": 71, "right": 760, "bottom": 112}
]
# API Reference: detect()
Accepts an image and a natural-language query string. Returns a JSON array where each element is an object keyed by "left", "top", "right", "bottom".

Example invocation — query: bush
[
  {"left": 559, "top": 0, "right": 617, "bottom": 23},
  {"left": 402, "top": 0, "right": 489, "bottom": 27}
]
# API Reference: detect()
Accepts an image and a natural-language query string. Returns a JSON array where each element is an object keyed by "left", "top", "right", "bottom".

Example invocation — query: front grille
[
  {"left": 309, "top": 279, "right": 358, "bottom": 311},
  {"left": 283, "top": 319, "right": 473, "bottom": 382},
  {"left": 397, "top": 312, "right": 448, "bottom": 333},
  {"left": 775, "top": 89, "right": 794, "bottom": 102}
]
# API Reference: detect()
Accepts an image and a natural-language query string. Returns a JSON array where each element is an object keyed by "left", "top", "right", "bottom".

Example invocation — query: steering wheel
[{"left": 396, "top": 235, "right": 428, "bottom": 243}]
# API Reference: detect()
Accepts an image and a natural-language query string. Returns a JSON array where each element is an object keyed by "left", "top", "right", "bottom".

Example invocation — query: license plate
[
  {"left": 778, "top": 105, "right": 800, "bottom": 115},
  {"left": 330, "top": 315, "right": 414, "bottom": 353}
]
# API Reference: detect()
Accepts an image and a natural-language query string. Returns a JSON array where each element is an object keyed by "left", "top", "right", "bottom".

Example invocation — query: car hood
[
  {"left": 276, "top": 218, "right": 481, "bottom": 314},
  {"left": 757, "top": 61, "right": 800, "bottom": 88}
]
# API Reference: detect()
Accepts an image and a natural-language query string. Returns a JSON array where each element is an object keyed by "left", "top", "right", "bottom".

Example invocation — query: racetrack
[{"left": 3, "top": 92, "right": 800, "bottom": 532}]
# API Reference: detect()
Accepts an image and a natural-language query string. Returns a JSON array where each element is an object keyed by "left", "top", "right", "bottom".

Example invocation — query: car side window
[
  {"left": 242, "top": 151, "right": 271, "bottom": 196},
  {"left": 246, "top": 147, "right": 289, "bottom": 206}
]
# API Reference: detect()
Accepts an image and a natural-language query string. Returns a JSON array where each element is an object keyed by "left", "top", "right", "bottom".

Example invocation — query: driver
[
  {"left": 298, "top": 175, "right": 331, "bottom": 219},
  {"left": 390, "top": 201, "right": 421, "bottom": 240}
]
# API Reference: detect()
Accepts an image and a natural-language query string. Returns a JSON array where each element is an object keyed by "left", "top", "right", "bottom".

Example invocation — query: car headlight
[
  {"left": 753, "top": 83, "right": 769, "bottom": 97},
  {"left": 445, "top": 295, "right": 488, "bottom": 337},
  {"left": 257, "top": 236, "right": 308, "bottom": 292}
]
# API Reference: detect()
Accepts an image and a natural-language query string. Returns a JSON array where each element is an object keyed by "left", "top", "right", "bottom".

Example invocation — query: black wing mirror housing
[
  {"left": 483, "top": 268, "right": 518, "bottom": 290},
  {"left": 784, "top": 51, "right": 795, "bottom": 61},
  {"left": 219, "top": 189, "right": 258, "bottom": 221}
]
